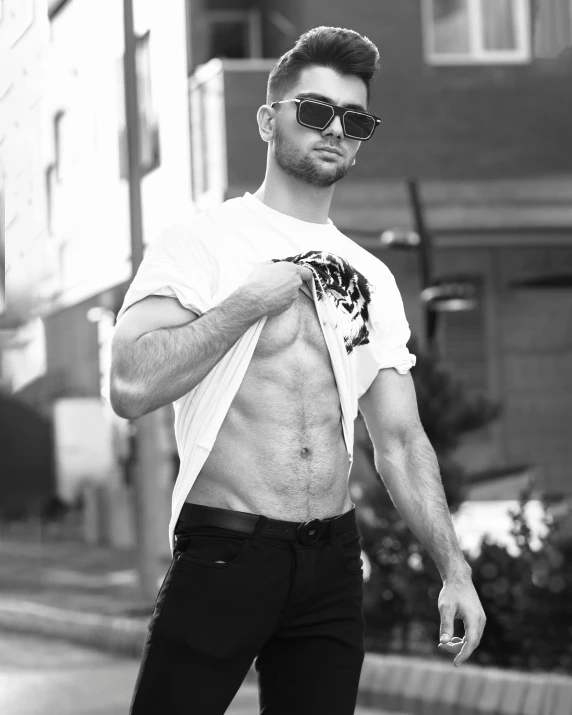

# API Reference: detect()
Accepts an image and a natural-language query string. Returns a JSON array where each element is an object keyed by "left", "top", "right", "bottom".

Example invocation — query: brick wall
[
  {"left": 389, "top": 244, "right": 572, "bottom": 495},
  {"left": 497, "top": 247, "right": 572, "bottom": 496},
  {"left": 221, "top": 0, "right": 572, "bottom": 183},
  {"left": 302, "top": 0, "right": 572, "bottom": 179},
  {"left": 359, "top": 244, "right": 572, "bottom": 496}
]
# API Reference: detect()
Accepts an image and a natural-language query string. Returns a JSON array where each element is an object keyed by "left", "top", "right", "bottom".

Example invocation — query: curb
[
  {"left": 0, "top": 599, "right": 147, "bottom": 659},
  {"left": 0, "top": 598, "right": 260, "bottom": 682},
  {"left": 1, "top": 599, "right": 571, "bottom": 713},
  {"left": 355, "top": 654, "right": 572, "bottom": 715}
]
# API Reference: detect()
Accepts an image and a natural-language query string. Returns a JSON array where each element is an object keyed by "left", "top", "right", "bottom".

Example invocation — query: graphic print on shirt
[{"left": 271, "top": 251, "right": 373, "bottom": 354}]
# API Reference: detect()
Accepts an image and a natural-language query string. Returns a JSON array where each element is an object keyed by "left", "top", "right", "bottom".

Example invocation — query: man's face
[{"left": 271, "top": 66, "right": 368, "bottom": 188}]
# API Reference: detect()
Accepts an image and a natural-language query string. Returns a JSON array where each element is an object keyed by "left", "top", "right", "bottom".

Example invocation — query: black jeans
[{"left": 129, "top": 505, "right": 365, "bottom": 715}]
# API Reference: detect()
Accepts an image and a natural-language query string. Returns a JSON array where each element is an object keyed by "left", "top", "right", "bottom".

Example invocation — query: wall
[
  {"left": 302, "top": 0, "right": 572, "bottom": 180},
  {"left": 441, "top": 245, "right": 572, "bottom": 498},
  {"left": 1, "top": 1, "right": 54, "bottom": 326},
  {"left": 223, "top": 66, "right": 269, "bottom": 189},
  {"left": 378, "top": 243, "right": 572, "bottom": 496},
  {"left": 216, "top": 0, "right": 572, "bottom": 189}
]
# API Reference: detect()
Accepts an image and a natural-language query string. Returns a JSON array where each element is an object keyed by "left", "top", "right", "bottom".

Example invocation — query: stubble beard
[{"left": 273, "top": 127, "right": 350, "bottom": 188}]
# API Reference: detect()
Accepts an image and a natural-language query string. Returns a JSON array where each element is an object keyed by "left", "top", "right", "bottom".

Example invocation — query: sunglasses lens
[
  {"left": 344, "top": 112, "right": 375, "bottom": 140},
  {"left": 299, "top": 100, "right": 333, "bottom": 129}
]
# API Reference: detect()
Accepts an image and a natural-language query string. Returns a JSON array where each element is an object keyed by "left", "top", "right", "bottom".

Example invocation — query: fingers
[
  {"left": 298, "top": 266, "right": 314, "bottom": 282},
  {"left": 438, "top": 622, "right": 482, "bottom": 666},
  {"left": 438, "top": 638, "right": 464, "bottom": 658},
  {"left": 439, "top": 603, "right": 455, "bottom": 644},
  {"left": 454, "top": 619, "right": 484, "bottom": 667}
]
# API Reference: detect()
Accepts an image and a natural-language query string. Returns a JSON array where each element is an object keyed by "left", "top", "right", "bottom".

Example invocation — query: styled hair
[{"left": 267, "top": 26, "right": 380, "bottom": 106}]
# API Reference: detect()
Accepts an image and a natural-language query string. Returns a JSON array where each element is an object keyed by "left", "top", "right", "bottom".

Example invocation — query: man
[{"left": 111, "top": 26, "right": 485, "bottom": 715}]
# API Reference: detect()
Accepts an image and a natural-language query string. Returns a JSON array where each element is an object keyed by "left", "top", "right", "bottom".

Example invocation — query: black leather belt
[{"left": 178, "top": 502, "right": 357, "bottom": 545}]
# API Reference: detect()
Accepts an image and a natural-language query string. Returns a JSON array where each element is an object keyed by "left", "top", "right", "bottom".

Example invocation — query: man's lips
[{"left": 315, "top": 146, "right": 343, "bottom": 157}]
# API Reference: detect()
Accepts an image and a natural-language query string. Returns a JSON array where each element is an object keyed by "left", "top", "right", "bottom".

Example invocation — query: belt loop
[
  {"left": 327, "top": 519, "right": 337, "bottom": 546},
  {"left": 250, "top": 515, "right": 268, "bottom": 549},
  {"left": 328, "top": 511, "right": 344, "bottom": 544}
]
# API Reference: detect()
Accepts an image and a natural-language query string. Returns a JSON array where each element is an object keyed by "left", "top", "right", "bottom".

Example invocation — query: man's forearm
[
  {"left": 375, "top": 431, "right": 470, "bottom": 582},
  {"left": 112, "top": 286, "right": 264, "bottom": 418}
]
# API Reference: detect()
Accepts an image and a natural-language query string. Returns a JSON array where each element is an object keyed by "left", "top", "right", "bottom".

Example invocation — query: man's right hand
[{"left": 244, "top": 261, "right": 314, "bottom": 318}]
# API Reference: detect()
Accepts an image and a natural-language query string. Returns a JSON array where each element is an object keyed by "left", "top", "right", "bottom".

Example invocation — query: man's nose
[{"left": 323, "top": 114, "right": 343, "bottom": 140}]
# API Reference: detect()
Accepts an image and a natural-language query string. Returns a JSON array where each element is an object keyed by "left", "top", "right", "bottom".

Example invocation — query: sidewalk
[
  {"left": 2, "top": 528, "right": 570, "bottom": 715},
  {"left": 0, "top": 529, "right": 407, "bottom": 714},
  {"left": 0, "top": 529, "right": 156, "bottom": 615},
  {"left": 0, "top": 526, "right": 161, "bottom": 657}
]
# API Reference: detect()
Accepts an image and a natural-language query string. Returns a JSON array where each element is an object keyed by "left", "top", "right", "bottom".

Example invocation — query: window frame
[
  {"left": 4, "top": 0, "right": 35, "bottom": 47},
  {"left": 532, "top": 0, "right": 572, "bottom": 59},
  {"left": 422, "top": 0, "right": 532, "bottom": 65},
  {"left": 204, "top": 8, "right": 263, "bottom": 60},
  {"left": 48, "top": 0, "right": 72, "bottom": 20}
]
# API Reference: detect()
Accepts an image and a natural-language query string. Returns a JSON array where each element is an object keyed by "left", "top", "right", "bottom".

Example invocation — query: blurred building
[
  {"left": 187, "top": 0, "right": 572, "bottom": 502},
  {"left": 1, "top": 0, "right": 189, "bottom": 520},
  {"left": 1, "top": 0, "right": 571, "bottom": 516}
]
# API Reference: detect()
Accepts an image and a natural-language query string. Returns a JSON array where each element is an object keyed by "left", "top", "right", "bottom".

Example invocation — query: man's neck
[{"left": 253, "top": 171, "right": 335, "bottom": 225}]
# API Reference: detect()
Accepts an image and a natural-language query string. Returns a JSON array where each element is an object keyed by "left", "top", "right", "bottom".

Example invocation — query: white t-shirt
[{"left": 117, "top": 192, "right": 416, "bottom": 552}]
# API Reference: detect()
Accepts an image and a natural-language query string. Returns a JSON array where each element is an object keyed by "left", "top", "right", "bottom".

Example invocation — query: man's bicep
[
  {"left": 113, "top": 295, "right": 200, "bottom": 345},
  {"left": 358, "top": 368, "right": 423, "bottom": 453}
]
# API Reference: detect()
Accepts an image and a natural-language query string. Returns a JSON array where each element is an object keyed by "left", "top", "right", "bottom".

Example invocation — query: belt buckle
[{"left": 297, "top": 519, "right": 322, "bottom": 545}]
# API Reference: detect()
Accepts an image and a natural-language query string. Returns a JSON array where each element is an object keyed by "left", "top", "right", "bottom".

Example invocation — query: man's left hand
[{"left": 437, "top": 576, "right": 486, "bottom": 666}]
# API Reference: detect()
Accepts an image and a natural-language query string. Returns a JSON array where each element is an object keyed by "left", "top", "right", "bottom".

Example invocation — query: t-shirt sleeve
[
  {"left": 116, "top": 223, "right": 215, "bottom": 321},
  {"left": 367, "top": 262, "right": 416, "bottom": 375}
]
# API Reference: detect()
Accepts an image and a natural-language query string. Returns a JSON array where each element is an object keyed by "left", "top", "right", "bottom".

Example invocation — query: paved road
[{"left": 0, "top": 632, "right": 385, "bottom": 714}]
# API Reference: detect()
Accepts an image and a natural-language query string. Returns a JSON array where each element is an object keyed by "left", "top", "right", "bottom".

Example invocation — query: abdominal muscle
[{"left": 185, "top": 289, "right": 353, "bottom": 521}]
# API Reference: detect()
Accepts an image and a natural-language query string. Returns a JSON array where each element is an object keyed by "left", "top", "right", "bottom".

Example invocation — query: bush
[
  {"left": 356, "top": 337, "right": 572, "bottom": 672},
  {"left": 359, "top": 481, "right": 572, "bottom": 672},
  {"left": 470, "top": 494, "right": 572, "bottom": 673}
]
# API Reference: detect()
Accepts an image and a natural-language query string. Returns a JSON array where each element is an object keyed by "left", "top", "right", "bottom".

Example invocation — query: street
[
  {"left": 0, "top": 632, "right": 384, "bottom": 714},
  {"left": 0, "top": 632, "right": 257, "bottom": 715}
]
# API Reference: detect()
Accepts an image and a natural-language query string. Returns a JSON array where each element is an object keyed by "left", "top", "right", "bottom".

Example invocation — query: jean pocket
[
  {"left": 175, "top": 530, "right": 248, "bottom": 568},
  {"left": 334, "top": 533, "right": 363, "bottom": 574}
]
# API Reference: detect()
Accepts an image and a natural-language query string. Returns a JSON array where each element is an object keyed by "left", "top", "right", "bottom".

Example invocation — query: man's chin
[
  {"left": 310, "top": 169, "right": 349, "bottom": 188},
  {"left": 304, "top": 160, "right": 349, "bottom": 188},
  {"left": 276, "top": 154, "right": 349, "bottom": 188}
]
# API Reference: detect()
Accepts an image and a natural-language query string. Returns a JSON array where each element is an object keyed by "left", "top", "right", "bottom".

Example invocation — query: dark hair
[{"left": 267, "top": 26, "right": 380, "bottom": 106}]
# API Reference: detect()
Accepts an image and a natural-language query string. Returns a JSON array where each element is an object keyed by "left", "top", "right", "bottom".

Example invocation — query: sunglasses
[{"left": 271, "top": 98, "right": 381, "bottom": 141}]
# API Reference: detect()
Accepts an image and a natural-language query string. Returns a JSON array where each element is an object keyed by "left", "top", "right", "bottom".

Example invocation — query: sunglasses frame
[{"left": 271, "top": 98, "right": 381, "bottom": 141}]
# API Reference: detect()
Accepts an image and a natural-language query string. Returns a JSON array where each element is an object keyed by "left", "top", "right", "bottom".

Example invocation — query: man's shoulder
[
  {"left": 149, "top": 197, "right": 249, "bottom": 254},
  {"left": 163, "top": 198, "right": 241, "bottom": 233},
  {"left": 195, "top": 195, "right": 249, "bottom": 225}
]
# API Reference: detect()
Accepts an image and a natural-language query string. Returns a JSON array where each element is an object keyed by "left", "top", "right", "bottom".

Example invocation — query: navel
[{"left": 300, "top": 447, "right": 310, "bottom": 459}]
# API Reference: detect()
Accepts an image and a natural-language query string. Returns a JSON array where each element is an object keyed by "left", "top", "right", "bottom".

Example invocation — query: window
[
  {"left": 188, "top": 63, "right": 227, "bottom": 207},
  {"left": 3, "top": 0, "right": 34, "bottom": 47},
  {"left": 134, "top": 31, "right": 161, "bottom": 174},
  {"left": 45, "top": 164, "right": 56, "bottom": 234},
  {"left": 423, "top": 0, "right": 531, "bottom": 64},
  {"left": 205, "top": 9, "right": 262, "bottom": 60},
  {"left": 53, "top": 111, "right": 66, "bottom": 181},
  {"left": 117, "top": 31, "right": 161, "bottom": 179},
  {"left": 532, "top": 0, "right": 572, "bottom": 58},
  {"left": 48, "top": 0, "right": 72, "bottom": 20}
]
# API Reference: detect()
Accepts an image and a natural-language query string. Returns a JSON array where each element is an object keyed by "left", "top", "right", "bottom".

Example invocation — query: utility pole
[
  {"left": 407, "top": 178, "right": 438, "bottom": 352},
  {"left": 382, "top": 181, "right": 477, "bottom": 355},
  {"left": 122, "top": 0, "right": 164, "bottom": 599}
]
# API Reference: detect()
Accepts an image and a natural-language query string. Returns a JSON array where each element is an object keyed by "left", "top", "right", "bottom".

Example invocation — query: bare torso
[{"left": 185, "top": 288, "right": 353, "bottom": 520}]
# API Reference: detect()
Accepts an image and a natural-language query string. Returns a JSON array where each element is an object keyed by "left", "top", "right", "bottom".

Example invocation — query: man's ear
[{"left": 257, "top": 104, "right": 274, "bottom": 143}]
